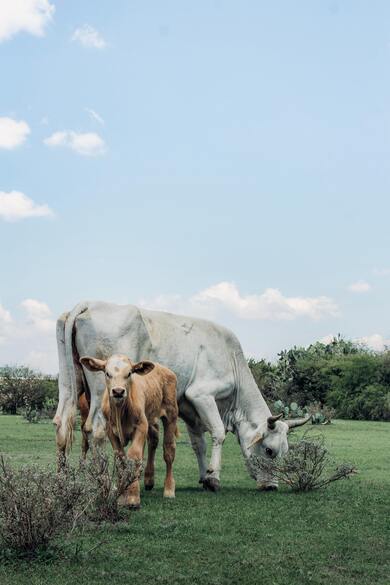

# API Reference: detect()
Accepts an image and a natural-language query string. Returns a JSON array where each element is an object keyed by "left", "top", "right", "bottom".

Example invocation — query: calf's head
[{"left": 80, "top": 354, "right": 155, "bottom": 405}]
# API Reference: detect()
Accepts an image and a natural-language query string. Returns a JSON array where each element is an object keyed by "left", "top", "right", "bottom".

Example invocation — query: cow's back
[
  {"left": 139, "top": 307, "right": 244, "bottom": 394},
  {"left": 74, "top": 301, "right": 246, "bottom": 399}
]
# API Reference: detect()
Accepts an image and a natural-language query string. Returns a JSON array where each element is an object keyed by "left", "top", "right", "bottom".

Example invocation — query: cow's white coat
[{"left": 55, "top": 301, "right": 298, "bottom": 488}]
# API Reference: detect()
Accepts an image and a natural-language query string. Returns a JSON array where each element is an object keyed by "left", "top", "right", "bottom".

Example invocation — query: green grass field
[{"left": 0, "top": 416, "right": 389, "bottom": 585}]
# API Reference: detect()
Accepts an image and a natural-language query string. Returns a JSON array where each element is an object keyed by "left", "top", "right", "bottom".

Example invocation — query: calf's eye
[{"left": 265, "top": 447, "right": 273, "bottom": 457}]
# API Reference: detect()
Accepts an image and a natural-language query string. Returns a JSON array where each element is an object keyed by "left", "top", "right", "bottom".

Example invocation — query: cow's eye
[
  {"left": 265, "top": 447, "right": 273, "bottom": 457},
  {"left": 127, "top": 372, "right": 131, "bottom": 378},
  {"left": 105, "top": 371, "right": 112, "bottom": 379}
]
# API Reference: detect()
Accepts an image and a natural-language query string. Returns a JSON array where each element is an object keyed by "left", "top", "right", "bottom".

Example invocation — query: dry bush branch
[
  {"left": 0, "top": 455, "right": 88, "bottom": 557},
  {"left": 248, "top": 432, "right": 357, "bottom": 492},
  {"left": 81, "top": 448, "right": 143, "bottom": 522}
]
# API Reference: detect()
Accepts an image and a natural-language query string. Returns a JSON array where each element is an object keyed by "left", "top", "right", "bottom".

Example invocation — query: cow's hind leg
[
  {"left": 54, "top": 312, "right": 76, "bottom": 470},
  {"left": 144, "top": 422, "right": 159, "bottom": 491},
  {"left": 162, "top": 415, "right": 177, "bottom": 498}
]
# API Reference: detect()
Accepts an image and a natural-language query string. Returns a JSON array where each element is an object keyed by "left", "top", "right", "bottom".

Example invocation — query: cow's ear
[
  {"left": 248, "top": 431, "right": 264, "bottom": 448},
  {"left": 132, "top": 361, "right": 155, "bottom": 376},
  {"left": 80, "top": 356, "right": 107, "bottom": 372}
]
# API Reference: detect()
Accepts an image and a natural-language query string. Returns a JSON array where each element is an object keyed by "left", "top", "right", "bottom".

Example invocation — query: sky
[{"left": 1, "top": 0, "right": 390, "bottom": 374}]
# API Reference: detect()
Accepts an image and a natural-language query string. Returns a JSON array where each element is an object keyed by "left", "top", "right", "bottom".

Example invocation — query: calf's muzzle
[{"left": 112, "top": 387, "right": 125, "bottom": 399}]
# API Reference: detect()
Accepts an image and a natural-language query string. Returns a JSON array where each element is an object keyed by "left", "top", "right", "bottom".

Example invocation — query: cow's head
[
  {"left": 80, "top": 354, "right": 155, "bottom": 406},
  {"left": 248, "top": 413, "right": 311, "bottom": 461}
]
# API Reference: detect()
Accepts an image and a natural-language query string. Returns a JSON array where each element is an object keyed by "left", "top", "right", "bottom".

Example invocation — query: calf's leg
[
  {"left": 78, "top": 393, "right": 90, "bottom": 459},
  {"left": 162, "top": 415, "right": 177, "bottom": 498},
  {"left": 144, "top": 422, "right": 159, "bottom": 491},
  {"left": 126, "top": 422, "right": 147, "bottom": 509}
]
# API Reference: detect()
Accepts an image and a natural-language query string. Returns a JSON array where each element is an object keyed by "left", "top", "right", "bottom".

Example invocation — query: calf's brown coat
[{"left": 80, "top": 354, "right": 178, "bottom": 508}]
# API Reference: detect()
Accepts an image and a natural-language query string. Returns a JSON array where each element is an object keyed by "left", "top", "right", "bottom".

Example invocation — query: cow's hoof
[
  {"left": 203, "top": 477, "right": 221, "bottom": 492},
  {"left": 257, "top": 484, "right": 278, "bottom": 492},
  {"left": 144, "top": 483, "right": 154, "bottom": 491},
  {"left": 128, "top": 502, "right": 141, "bottom": 510}
]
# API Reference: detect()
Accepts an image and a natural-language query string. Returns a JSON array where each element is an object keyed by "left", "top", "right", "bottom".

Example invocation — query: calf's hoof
[
  {"left": 118, "top": 494, "right": 141, "bottom": 509},
  {"left": 144, "top": 482, "right": 154, "bottom": 491},
  {"left": 163, "top": 490, "right": 176, "bottom": 499},
  {"left": 203, "top": 477, "right": 221, "bottom": 492}
]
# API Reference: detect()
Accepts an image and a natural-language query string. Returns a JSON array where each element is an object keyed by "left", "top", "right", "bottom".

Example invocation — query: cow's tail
[
  {"left": 54, "top": 301, "right": 89, "bottom": 454},
  {"left": 64, "top": 301, "right": 89, "bottom": 407}
]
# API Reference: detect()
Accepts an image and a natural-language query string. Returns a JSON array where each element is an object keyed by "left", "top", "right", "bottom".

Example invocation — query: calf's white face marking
[
  {"left": 105, "top": 355, "right": 133, "bottom": 404},
  {"left": 80, "top": 354, "right": 155, "bottom": 405}
]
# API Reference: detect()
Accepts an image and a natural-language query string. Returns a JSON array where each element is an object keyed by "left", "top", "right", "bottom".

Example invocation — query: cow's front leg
[
  {"left": 185, "top": 387, "right": 225, "bottom": 492},
  {"left": 125, "top": 420, "right": 148, "bottom": 509}
]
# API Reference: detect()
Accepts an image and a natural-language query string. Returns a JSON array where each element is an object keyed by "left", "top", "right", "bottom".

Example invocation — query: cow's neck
[{"left": 231, "top": 365, "right": 272, "bottom": 461}]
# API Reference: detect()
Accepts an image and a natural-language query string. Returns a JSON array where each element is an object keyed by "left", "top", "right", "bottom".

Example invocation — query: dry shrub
[
  {"left": 0, "top": 455, "right": 88, "bottom": 557},
  {"left": 248, "top": 433, "right": 357, "bottom": 492},
  {"left": 81, "top": 449, "right": 143, "bottom": 523}
]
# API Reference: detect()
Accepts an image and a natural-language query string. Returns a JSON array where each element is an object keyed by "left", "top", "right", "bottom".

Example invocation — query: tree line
[{"left": 249, "top": 335, "right": 390, "bottom": 421}]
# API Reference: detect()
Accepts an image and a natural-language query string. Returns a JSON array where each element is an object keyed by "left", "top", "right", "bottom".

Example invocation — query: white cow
[{"left": 53, "top": 301, "right": 309, "bottom": 490}]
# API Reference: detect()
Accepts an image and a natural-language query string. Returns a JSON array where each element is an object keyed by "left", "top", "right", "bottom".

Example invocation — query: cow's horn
[
  {"left": 285, "top": 414, "right": 312, "bottom": 429},
  {"left": 267, "top": 413, "right": 283, "bottom": 429}
]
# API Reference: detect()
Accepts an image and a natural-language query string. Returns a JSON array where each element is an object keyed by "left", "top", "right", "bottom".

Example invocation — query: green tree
[{"left": 0, "top": 366, "right": 47, "bottom": 414}]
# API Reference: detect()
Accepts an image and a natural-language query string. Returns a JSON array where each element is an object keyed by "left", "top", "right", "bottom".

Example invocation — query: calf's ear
[
  {"left": 132, "top": 360, "right": 155, "bottom": 376},
  {"left": 80, "top": 356, "right": 107, "bottom": 372}
]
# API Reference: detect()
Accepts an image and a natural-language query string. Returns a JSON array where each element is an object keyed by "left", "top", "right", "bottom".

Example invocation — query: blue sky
[{"left": 1, "top": 0, "right": 390, "bottom": 373}]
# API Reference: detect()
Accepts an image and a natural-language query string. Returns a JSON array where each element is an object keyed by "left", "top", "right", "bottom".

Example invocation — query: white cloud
[
  {"left": 0, "top": 303, "right": 13, "bottom": 344},
  {"left": 355, "top": 334, "right": 390, "bottom": 352},
  {"left": 319, "top": 334, "right": 336, "bottom": 345},
  {"left": 347, "top": 281, "right": 372, "bottom": 293},
  {"left": 0, "top": 305, "right": 12, "bottom": 325},
  {"left": 0, "top": 191, "right": 54, "bottom": 222},
  {"left": 44, "top": 130, "right": 106, "bottom": 156},
  {"left": 140, "top": 281, "right": 339, "bottom": 321},
  {"left": 373, "top": 267, "right": 390, "bottom": 277},
  {"left": 71, "top": 25, "right": 107, "bottom": 49},
  {"left": 0, "top": 117, "right": 30, "bottom": 149},
  {"left": 0, "top": 0, "right": 54, "bottom": 43},
  {"left": 193, "top": 282, "right": 338, "bottom": 320},
  {"left": 21, "top": 299, "right": 55, "bottom": 333},
  {"left": 0, "top": 299, "right": 57, "bottom": 373},
  {"left": 85, "top": 108, "right": 104, "bottom": 125},
  {"left": 321, "top": 332, "right": 390, "bottom": 353}
]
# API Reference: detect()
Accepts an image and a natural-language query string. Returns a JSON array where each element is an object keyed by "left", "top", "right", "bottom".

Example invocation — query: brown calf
[
  {"left": 80, "top": 354, "right": 178, "bottom": 508},
  {"left": 78, "top": 391, "right": 90, "bottom": 459}
]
